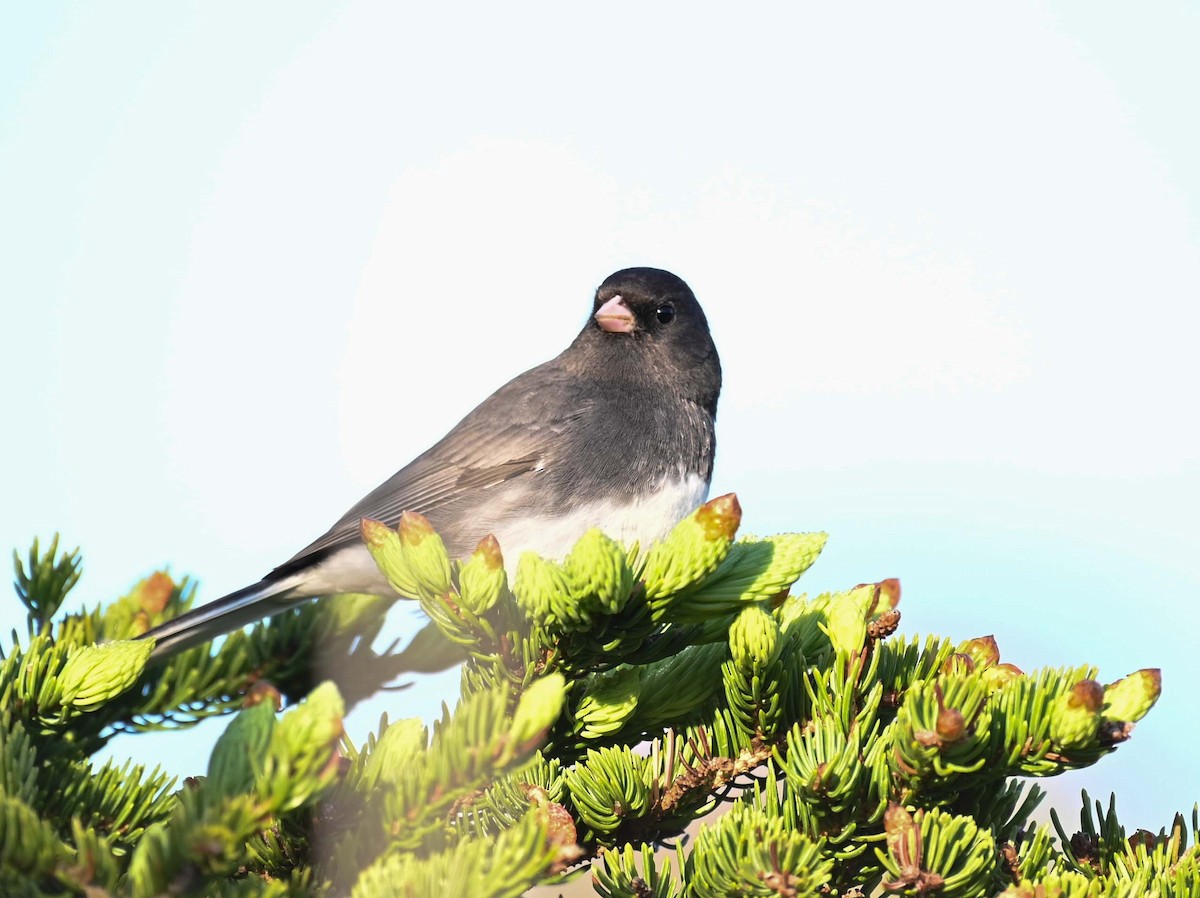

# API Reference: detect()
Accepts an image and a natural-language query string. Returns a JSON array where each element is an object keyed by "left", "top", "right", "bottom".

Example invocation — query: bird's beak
[{"left": 594, "top": 295, "right": 636, "bottom": 333}]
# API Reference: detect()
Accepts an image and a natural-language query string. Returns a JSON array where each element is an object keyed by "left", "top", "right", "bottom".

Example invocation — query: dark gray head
[{"left": 567, "top": 267, "right": 721, "bottom": 416}]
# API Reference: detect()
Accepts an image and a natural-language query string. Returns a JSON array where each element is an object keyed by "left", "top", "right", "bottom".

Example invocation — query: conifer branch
[{"left": 1, "top": 504, "right": 1186, "bottom": 897}]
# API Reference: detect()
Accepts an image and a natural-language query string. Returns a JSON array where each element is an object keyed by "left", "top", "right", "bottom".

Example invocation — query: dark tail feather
[{"left": 140, "top": 576, "right": 307, "bottom": 662}]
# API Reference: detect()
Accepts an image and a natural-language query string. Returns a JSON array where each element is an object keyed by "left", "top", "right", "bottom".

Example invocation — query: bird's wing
[{"left": 273, "top": 365, "right": 591, "bottom": 571}]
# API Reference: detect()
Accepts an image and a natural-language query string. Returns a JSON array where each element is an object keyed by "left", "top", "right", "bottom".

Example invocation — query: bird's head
[{"left": 574, "top": 267, "right": 721, "bottom": 413}]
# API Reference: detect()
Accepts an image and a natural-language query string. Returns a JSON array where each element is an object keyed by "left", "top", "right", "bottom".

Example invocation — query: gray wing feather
[{"left": 276, "top": 362, "right": 591, "bottom": 569}]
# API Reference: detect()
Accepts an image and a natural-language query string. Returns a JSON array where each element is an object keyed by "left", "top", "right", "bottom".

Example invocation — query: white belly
[
  {"left": 297, "top": 473, "right": 709, "bottom": 595},
  {"left": 491, "top": 472, "right": 709, "bottom": 568}
]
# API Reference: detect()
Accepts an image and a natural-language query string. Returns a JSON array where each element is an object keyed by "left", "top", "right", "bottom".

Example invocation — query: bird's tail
[{"left": 140, "top": 576, "right": 307, "bottom": 662}]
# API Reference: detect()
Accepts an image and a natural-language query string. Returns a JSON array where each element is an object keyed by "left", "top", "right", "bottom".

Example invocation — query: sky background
[{"left": 2, "top": 2, "right": 1197, "bottom": 832}]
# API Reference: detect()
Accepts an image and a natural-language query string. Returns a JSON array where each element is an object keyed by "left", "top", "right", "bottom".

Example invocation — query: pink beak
[{"left": 594, "top": 295, "right": 636, "bottom": 333}]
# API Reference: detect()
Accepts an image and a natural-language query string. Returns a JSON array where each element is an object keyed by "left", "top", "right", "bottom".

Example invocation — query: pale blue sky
[{"left": 2, "top": 2, "right": 1197, "bottom": 828}]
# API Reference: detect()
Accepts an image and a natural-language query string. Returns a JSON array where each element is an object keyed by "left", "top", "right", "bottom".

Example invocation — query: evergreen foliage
[{"left": 0, "top": 499, "right": 1187, "bottom": 896}]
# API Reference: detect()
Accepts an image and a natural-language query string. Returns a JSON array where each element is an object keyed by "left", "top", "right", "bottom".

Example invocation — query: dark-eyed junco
[{"left": 142, "top": 267, "right": 721, "bottom": 660}]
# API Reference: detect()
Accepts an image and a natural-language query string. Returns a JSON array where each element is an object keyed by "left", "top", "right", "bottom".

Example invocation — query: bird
[{"left": 140, "top": 267, "right": 721, "bottom": 661}]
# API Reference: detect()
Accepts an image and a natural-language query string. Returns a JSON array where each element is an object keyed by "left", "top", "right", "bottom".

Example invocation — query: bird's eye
[{"left": 655, "top": 303, "right": 676, "bottom": 325}]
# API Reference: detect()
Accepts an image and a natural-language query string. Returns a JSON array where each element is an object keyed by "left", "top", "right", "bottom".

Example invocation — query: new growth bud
[
  {"left": 135, "top": 571, "right": 175, "bottom": 615},
  {"left": 207, "top": 700, "right": 277, "bottom": 797},
  {"left": 1051, "top": 680, "right": 1104, "bottom": 750},
  {"left": 825, "top": 586, "right": 872, "bottom": 655},
  {"left": 1102, "top": 669, "right": 1162, "bottom": 724},
  {"left": 513, "top": 553, "right": 574, "bottom": 624},
  {"left": 398, "top": 511, "right": 453, "bottom": 600},
  {"left": 359, "top": 513, "right": 455, "bottom": 601},
  {"left": 641, "top": 494, "right": 741, "bottom": 600},
  {"left": 360, "top": 518, "right": 420, "bottom": 599},
  {"left": 729, "top": 604, "right": 782, "bottom": 674},
  {"left": 458, "top": 534, "right": 507, "bottom": 615},
  {"left": 59, "top": 640, "right": 154, "bottom": 712},
  {"left": 959, "top": 636, "right": 1001, "bottom": 668},
  {"left": 564, "top": 529, "right": 634, "bottom": 617}
]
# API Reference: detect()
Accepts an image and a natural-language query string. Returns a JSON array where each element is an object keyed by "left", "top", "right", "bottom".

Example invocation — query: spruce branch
[
  {"left": 2, "top": 494, "right": 1189, "bottom": 896},
  {"left": 12, "top": 534, "right": 81, "bottom": 633}
]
